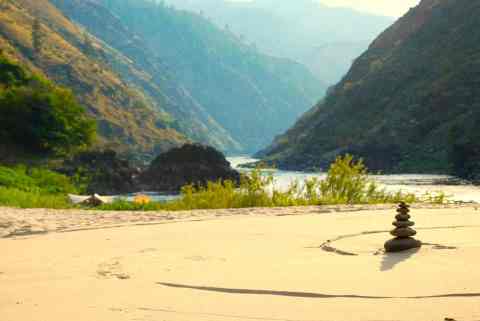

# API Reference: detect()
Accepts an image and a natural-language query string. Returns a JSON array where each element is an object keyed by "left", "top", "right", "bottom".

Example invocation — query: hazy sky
[
  {"left": 318, "top": 0, "right": 421, "bottom": 17},
  {"left": 230, "top": 0, "right": 422, "bottom": 17}
]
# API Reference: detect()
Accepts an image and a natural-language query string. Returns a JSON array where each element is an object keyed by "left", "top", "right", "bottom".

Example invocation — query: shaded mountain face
[
  {"left": 260, "top": 0, "right": 480, "bottom": 176},
  {"left": 51, "top": 0, "right": 326, "bottom": 153},
  {"left": 165, "top": 0, "right": 394, "bottom": 85},
  {"left": 0, "top": 0, "right": 187, "bottom": 158}
]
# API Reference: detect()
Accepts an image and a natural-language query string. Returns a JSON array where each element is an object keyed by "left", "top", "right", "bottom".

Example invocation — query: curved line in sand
[
  {"left": 138, "top": 306, "right": 324, "bottom": 321},
  {"left": 319, "top": 225, "right": 480, "bottom": 256},
  {"left": 157, "top": 282, "right": 480, "bottom": 300}
]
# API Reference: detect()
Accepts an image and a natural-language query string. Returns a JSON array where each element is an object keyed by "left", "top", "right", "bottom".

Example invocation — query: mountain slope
[
  {"left": 48, "top": 0, "right": 242, "bottom": 153},
  {"left": 165, "top": 0, "right": 393, "bottom": 85},
  {"left": 0, "top": 0, "right": 188, "bottom": 157},
  {"left": 52, "top": 0, "right": 326, "bottom": 153},
  {"left": 260, "top": 0, "right": 480, "bottom": 176}
]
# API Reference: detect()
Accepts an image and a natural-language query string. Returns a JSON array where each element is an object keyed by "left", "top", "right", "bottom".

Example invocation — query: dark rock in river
[
  {"left": 139, "top": 144, "right": 240, "bottom": 192},
  {"left": 59, "top": 150, "right": 139, "bottom": 195}
]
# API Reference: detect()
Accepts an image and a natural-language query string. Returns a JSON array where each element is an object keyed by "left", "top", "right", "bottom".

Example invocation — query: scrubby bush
[
  {"left": 0, "top": 187, "right": 71, "bottom": 209},
  {"left": 0, "top": 166, "right": 78, "bottom": 209},
  {"left": 0, "top": 166, "right": 77, "bottom": 194}
]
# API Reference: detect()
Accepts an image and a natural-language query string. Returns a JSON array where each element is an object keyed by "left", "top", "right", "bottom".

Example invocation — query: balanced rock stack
[{"left": 384, "top": 202, "right": 422, "bottom": 252}]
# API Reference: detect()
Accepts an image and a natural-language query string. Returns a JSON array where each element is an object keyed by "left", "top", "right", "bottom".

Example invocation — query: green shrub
[
  {"left": 319, "top": 154, "right": 370, "bottom": 203},
  {"left": 315, "top": 154, "right": 418, "bottom": 204},
  {"left": 0, "top": 166, "right": 38, "bottom": 192},
  {"left": 28, "top": 167, "right": 78, "bottom": 194},
  {"left": 0, "top": 187, "right": 72, "bottom": 209},
  {"left": 0, "top": 166, "right": 79, "bottom": 209},
  {"left": 0, "top": 166, "right": 77, "bottom": 194}
]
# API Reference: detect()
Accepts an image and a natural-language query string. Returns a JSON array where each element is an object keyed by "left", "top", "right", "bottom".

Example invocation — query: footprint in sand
[
  {"left": 0, "top": 222, "right": 13, "bottom": 229},
  {"left": 184, "top": 256, "right": 226, "bottom": 262},
  {"left": 97, "top": 258, "right": 131, "bottom": 280}
]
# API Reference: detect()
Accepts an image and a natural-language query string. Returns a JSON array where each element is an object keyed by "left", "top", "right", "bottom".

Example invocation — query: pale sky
[
  {"left": 318, "top": 0, "right": 421, "bottom": 17},
  {"left": 230, "top": 0, "right": 422, "bottom": 17}
]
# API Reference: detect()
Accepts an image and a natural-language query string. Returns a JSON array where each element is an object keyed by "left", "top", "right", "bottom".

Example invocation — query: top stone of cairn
[{"left": 396, "top": 202, "right": 411, "bottom": 221}]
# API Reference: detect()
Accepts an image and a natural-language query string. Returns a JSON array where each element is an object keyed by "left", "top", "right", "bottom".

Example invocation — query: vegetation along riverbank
[{"left": 0, "top": 155, "right": 447, "bottom": 211}]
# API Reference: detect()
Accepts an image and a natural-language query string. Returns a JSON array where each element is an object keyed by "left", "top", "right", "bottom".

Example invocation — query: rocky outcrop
[
  {"left": 59, "top": 150, "right": 139, "bottom": 195},
  {"left": 139, "top": 144, "right": 240, "bottom": 193}
]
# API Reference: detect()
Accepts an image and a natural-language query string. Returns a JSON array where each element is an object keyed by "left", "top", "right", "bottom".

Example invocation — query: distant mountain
[
  {"left": 259, "top": 0, "right": 480, "bottom": 180},
  {"left": 165, "top": 0, "right": 394, "bottom": 85},
  {"left": 51, "top": 0, "right": 326, "bottom": 153}
]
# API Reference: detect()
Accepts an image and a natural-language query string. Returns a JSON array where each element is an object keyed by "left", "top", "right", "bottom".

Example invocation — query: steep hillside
[
  {"left": 51, "top": 0, "right": 325, "bottom": 153},
  {"left": 260, "top": 0, "right": 480, "bottom": 178},
  {"left": 165, "top": 0, "right": 393, "bottom": 85},
  {"left": 0, "top": 0, "right": 188, "bottom": 157},
  {"left": 49, "top": 0, "right": 241, "bottom": 153}
]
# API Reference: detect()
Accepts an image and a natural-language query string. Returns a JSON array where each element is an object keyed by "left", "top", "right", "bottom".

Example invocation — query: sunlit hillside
[{"left": 0, "top": 0, "right": 188, "bottom": 157}]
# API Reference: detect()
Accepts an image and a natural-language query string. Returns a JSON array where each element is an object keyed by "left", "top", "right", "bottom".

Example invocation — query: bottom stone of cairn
[{"left": 384, "top": 237, "right": 422, "bottom": 252}]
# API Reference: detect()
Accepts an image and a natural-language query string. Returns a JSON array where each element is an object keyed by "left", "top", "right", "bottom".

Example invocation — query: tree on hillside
[
  {"left": 0, "top": 57, "right": 97, "bottom": 156},
  {"left": 0, "top": 86, "right": 97, "bottom": 156},
  {"left": 32, "top": 18, "right": 46, "bottom": 58},
  {"left": 82, "top": 32, "right": 96, "bottom": 58}
]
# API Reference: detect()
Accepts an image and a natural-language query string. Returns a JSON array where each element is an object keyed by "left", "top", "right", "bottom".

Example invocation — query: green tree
[
  {"left": 0, "top": 85, "right": 96, "bottom": 156},
  {"left": 0, "top": 56, "right": 97, "bottom": 156}
]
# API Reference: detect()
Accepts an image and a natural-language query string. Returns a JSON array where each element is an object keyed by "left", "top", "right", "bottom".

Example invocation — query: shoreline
[{"left": 1, "top": 203, "right": 478, "bottom": 239}]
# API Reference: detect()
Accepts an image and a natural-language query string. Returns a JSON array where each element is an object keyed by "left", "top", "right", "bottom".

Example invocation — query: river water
[
  {"left": 124, "top": 156, "right": 480, "bottom": 203},
  {"left": 228, "top": 156, "right": 480, "bottom": 204}
]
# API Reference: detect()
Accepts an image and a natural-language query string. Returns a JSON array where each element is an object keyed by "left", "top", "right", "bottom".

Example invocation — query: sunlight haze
[
  {"left": 319, "top": 0, "right": 422, "bottom": 17},
  {"left": 229, "top": 0, "right": 422, "bottom": 17}
]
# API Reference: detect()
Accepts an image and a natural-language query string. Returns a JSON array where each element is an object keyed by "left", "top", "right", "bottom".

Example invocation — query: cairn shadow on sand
[{"left": 380, "top": 247, "right": 420, "bottom": 271}]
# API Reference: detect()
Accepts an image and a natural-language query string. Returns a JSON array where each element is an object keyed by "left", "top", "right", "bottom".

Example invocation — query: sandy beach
[{"left": 2, "top": 204, "right": 480, "bottom": 321}]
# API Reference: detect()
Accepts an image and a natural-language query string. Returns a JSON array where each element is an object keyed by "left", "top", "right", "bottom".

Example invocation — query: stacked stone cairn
[{"left": 384, "top": 202, "right": 422, "bottom": 252}]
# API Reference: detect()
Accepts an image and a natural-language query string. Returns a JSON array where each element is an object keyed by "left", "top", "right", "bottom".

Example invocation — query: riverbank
[
  {"left": 0, "top": 203, "right": 477, "bottom": 239},
  {"left": 2, "top": 204, "right": 480, "bottom": 321},
  {"left": 230, "top": 156, "right": 480, "bottom": 203}
]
